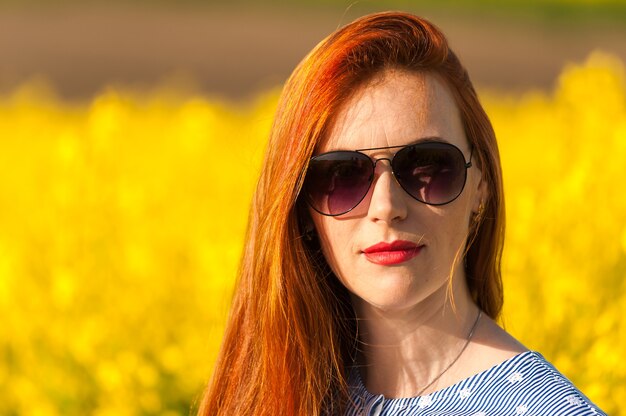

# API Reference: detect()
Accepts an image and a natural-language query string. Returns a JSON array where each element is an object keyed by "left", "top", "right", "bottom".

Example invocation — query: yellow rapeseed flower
[{"left": 0, "top": 54, "right": 623, "bottom": 415}]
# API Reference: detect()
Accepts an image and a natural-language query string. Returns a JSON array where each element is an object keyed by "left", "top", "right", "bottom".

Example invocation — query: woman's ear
[
  {"left": 471, "top": 171, "right": 489, "bottom": 215},
  {"left": 468, "top": 173, "right": 488, "bottom": 236}
]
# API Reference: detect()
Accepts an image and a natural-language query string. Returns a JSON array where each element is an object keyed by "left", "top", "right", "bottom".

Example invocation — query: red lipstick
[{"left": 362, "top": 240, "right": 423, "bottom": 265}]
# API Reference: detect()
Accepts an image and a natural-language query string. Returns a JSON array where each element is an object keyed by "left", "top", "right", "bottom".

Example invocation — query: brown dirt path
[{"left": 1, "top": 4, "right": 625, "bottom": 102}]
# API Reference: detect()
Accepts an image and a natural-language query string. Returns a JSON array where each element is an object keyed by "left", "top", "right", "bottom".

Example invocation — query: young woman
[{"left": 197, "top": 11, "right": 605, "bottom": 415}]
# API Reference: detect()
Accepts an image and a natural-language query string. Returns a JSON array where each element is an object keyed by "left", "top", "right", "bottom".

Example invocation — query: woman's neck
[{"left": 352, "top": 277, "right": 482, "bottom": 398}]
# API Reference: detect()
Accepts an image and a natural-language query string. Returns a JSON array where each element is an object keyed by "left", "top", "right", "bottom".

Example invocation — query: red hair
[{"left": 197, "top": 11, "right": 505, "bottom": 415}]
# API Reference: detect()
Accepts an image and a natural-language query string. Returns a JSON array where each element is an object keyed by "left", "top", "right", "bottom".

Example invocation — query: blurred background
[
  {"left": 0, "top": 1, "right": 625, "bottom": 415},
  {"left": 2, "top": 0, "right": 626, "bottom": 101}
]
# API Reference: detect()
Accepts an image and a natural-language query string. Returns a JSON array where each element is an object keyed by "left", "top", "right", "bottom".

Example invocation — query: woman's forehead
[{"left": 319, "top": 69, "right": 467, "bottom": 153}]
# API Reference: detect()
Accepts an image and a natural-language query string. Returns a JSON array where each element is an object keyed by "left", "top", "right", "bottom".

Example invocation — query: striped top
[{"left": 346, "top": 351, "right": 605, "bottom": 416}]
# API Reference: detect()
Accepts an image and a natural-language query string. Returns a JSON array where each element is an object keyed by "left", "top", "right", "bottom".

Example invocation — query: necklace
[
  {"left": 414, "top": 309, "right": 483, "bottom": 397},
  {"left": 355, "top": 310, "right": 483, "bottom": 415}
]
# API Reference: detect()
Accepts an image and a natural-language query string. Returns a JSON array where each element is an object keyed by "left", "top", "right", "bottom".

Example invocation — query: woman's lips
[{"left": 362, "top": 240, "right": 424, "bottom": 265}]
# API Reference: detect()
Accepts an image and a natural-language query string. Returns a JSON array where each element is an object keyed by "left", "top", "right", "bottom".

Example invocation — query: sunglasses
[{"left": 303, "top": 141, "right": 473, "bottom": 216}]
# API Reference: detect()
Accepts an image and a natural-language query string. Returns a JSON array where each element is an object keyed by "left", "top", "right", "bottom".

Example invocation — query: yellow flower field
[{"left": 0, "top": 52, "right": 624, "bottom": 415}]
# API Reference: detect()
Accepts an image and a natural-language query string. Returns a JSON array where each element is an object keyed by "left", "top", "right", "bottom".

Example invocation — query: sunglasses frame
[{"left": 304, "top": 140, "right": 474, "bottom": 216}]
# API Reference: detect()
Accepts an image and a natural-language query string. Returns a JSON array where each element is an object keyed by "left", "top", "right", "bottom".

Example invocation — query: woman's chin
[{"left": 346, "top": 276, "right": 451, "bottom": 315}]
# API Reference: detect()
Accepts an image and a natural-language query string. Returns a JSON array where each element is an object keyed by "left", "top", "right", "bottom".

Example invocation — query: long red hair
[{"left": 196, "top": 11, "right": 505, "bottom": 415}]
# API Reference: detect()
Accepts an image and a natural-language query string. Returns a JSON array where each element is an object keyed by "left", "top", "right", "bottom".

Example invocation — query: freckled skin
[
  {"left": 308, "top": 69, "right": 528, "bottom": 399},
  {"left": 310, "top": 69, "right": 485, "bottom": 316}
]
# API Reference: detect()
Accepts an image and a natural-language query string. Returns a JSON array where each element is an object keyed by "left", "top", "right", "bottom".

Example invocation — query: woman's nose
[{"left": 366, "top": 161, "right": 408, "bottom": 223}]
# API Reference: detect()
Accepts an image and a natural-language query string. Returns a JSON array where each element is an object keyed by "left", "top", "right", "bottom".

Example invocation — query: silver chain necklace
[
  {"left": 358, "top": 309, "right": 483, "bottom": 415},
  {"left": 414, "top": 309, "right": 482, "bottom": 397}
]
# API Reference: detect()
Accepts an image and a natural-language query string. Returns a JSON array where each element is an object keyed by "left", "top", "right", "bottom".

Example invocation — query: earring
[
  {"left": 477, "top": 201, "right": 485, "bottom": 218},
  {"left": 473, "top": 201, "right": 486, "bottom": 225}
]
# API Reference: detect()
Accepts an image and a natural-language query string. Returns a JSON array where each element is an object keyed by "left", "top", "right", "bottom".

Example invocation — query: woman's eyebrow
[
  {"left": 317, "top": 136, "right": 453, "bottom": 154},
  {"left": 406, "top": 136, "right": 450, "bottom": 145},
  {"left": 353, "top": 136, "right": 450, "bottom": 152}
]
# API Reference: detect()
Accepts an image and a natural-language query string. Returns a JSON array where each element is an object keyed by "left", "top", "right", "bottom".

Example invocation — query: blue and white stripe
[{"left": 345, "top": 351, "right": 606, "bottom": 415}]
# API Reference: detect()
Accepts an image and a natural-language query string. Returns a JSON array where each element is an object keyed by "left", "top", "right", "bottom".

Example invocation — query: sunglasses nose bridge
[
  {"left": 371, "top": 156, "right": 405, "bottom": 191},
  {"left": 372, "top": 157, "right": 393, "bottom": 169},
  {"left": 372, "top": 157, "right": 397, "bottom": 179}
]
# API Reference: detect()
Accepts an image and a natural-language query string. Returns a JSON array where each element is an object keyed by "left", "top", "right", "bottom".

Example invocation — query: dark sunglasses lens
[
  {"left": 393, "top": 143, "right": 467, "bottom": 205},
  {"left": 304, "top": 152, "right": 373, "bottom": 215}
]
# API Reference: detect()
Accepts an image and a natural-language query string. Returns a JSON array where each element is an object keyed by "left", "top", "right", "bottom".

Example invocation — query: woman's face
[{"left": 309, "top": 69, "right": 485, "bottom": 314}]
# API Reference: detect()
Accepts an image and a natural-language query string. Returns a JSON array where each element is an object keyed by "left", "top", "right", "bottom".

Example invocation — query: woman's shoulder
[
  {"left": 459, "top": 317, "right": 606, "bottom": 415},
  {"left": 473, "top": 350, "right": 605, "bottom": 415}
]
